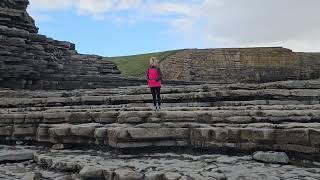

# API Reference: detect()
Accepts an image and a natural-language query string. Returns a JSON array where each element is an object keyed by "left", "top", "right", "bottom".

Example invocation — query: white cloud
[
  {"left": 28, "top": 0, "right": 199, "bottom": 21},
  {"left": 28, "top": 0, "right": 74, "bottom": 22},
  {"left": 151, "top": 2, "right": 193, "bottom": 16},
  {"left": 27, "top": 0, "right": 320, "bottom": 52},
  {"left": 75, "top": 0, "right": 113, "bottom": 20},
  {"left": 197, "top": 0, "right": 320, "bottom": 52},
  {"left": 115, "top": 0, "right": 142, "bottom": 10},
  {"left": 29, "top": 0, "right": 73, "bottom": 11}
]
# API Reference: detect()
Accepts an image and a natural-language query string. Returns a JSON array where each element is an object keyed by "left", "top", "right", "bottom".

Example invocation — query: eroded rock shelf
[{"left": 1, "top": 80, "right": 320, "bottom": 159}]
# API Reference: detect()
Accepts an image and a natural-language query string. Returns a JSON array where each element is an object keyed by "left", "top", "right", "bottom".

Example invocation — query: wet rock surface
[{"left": 1, "top": 145, "right": 320, "bottom": 180}]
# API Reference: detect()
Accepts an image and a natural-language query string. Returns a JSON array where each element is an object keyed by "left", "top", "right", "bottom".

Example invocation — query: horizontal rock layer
[
  {"left": 1, "top": 79, "right": 320, "bottom": 161},
  {"left": 0, "top": 0, "right": 37, "bottom": 33},
  {"left": 160, "top": 47, "right": 320, "bottom": 83}
]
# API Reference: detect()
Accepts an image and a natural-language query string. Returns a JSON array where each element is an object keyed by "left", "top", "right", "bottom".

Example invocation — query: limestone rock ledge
[{"left": 1, "top": 79, "right": 320, "bottom": 161}]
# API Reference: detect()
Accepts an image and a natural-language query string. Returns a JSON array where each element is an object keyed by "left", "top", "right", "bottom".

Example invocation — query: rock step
[
  {"left": 1, "top": 79, "right": 320, "bottom": 98},
  {"left": 1, "top": 122, "right": 320, "bottom": 156},
  {"left": 1, "top": 109, "right": 320, "bottom": 124},
  {"left": 1, "top": 89, "right": 320, "bottom": 108},
  {"left": 0, "top": 85, "right": 206, "bottom": 98},
  {"left": 3, "top": 100, "right": 320, "bottom": 114},
  {"left": 3, "top": 104, "right": 320, "bottom": 114}
]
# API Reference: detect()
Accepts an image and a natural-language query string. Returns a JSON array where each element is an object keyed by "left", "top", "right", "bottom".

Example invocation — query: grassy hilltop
[{"left": 109, "top": 50, "right": 178, "bottom": 78}]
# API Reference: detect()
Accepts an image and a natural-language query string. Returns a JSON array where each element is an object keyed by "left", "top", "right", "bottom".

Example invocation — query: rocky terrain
[
  {"left": 1, "top": 145, "right": 320, "bottom": 180},
  {"left": 1, "top": 0, "right": 320, "bottom": 179},
  {"left": 1, "top": 79, "right": 320, "bottom": 179},
  {"left": 160, "top": 47, "right": 320, "bottom": 83}
]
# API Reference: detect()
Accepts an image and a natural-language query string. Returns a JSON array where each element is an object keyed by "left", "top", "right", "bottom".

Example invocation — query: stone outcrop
[
  {"left": 0, "top": 0, "right": 145, "bottom": 90},
  {"left": 160, "top": 47, "right": 320, "bottom": 83},
  {"left": 2, "top": 145, "right": 320, "bottom": 180},
  {"left": 0, "top": 0, "right": 37, "bottom": 33},
  {"left": 0, "top": 149, "right": 35, "bottom": 163},
  {"left": 252, "top": 151, "right": 289, "bottom": 164},
  {"left": 1, "top": 79, "right": 320, "bottom": 162}
]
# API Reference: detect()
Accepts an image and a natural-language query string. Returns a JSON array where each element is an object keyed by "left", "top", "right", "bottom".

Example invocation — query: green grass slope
[{"left": 109, "top": 50, "right": 179, "bottom": 78}]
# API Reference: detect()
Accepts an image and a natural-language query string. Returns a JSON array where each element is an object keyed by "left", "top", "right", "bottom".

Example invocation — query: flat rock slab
[
  {"left": 252, "top": 151, "right": 289, "bottom": 164},
  {"left": 0, "top": 150, "right": 35, "bottom": 163}
]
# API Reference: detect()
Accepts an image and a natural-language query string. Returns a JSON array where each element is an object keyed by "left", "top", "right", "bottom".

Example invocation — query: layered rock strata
[
  {"left": 0, "top": 0, "right": 37, "bottom": 33},
  {"left": 160, "top": 47, "right": 320, "bottom": 83},
  {"left": 1, "top": 79, "right": 320, "bottom": 161},
  {"left": 0, "top": 0, "right": 145, "bottom": 90}
]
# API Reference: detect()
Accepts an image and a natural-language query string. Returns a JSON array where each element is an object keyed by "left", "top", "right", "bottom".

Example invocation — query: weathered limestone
[
  {"left": 0, "top": 150, "right": 35, "bottom": 163},
  {"left": 252, "top": 151, "right": 289, "bottom": 164},
  {"left": 2, "top": 145, "right": 319, "bottom": 179},
  {"left": 0, "top": 79, "right": 320, "bottom": 161},
  {"left": 160, "top": 47, "right": 320, "bottom": 83},
  {"left": 30, "top": 147, "right": 320, "bottom": 180}
]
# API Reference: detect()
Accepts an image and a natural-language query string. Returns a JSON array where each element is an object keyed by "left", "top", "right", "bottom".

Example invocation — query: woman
[{"left": 147, "top": 57, "right": 163, "bottom": 111}]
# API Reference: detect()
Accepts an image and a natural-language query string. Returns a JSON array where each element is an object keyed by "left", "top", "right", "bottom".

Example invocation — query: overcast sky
[{"left": 28, "top": 0, "right": 320, "bottom": 56}]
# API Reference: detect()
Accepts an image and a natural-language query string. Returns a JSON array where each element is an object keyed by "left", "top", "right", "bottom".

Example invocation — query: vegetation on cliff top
[{"left": 109, "top": 50, "right": 179, "bottom": 77}]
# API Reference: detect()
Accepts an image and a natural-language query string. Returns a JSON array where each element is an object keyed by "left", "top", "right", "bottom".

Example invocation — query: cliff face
[
  {"left": 0, "top": 0, "right": 143, "bottom": 89},
  {"left": 160, "top": 47, "right": 320, "bottom": 83},
  {"left": 0, "top": 0, "right": 37, "bottom": 33}
]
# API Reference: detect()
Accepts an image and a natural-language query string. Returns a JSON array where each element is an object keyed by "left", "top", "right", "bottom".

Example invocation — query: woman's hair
[{"left": 149, "top": 57, "right": 159, "bottom": 67}]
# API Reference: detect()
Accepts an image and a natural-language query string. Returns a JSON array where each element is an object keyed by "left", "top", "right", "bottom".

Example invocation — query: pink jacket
[{"left": 147, "top": 67, "right": 162, "bottom": 88}]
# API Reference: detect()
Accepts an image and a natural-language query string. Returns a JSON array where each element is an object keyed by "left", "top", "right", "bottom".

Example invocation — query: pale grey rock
[
  {"left": 52, "top": 144, "right": 65, "bottom": 150},
  {"left": 70, "top": 123, "right": 102, "bottom": 137},
  {"left": 163, "top": 172, "right": 181, "bottom": 180},
  {"left": 113, "top": 168, "right": 144, "bottom": 180},
  {"left": 79, "top": 165, "right": 105, "bottom": 179},
  {"left": 252, "top": 151, "right": 289, "bottom": 164},
  {"left": 49, "top": 125, "right": 71, "bottom": 137},
  {"left": 21, "top": 172, "right": 43, "bottom": 180},
  {"left": 0, "top": 150, "right": 35, "bottom": 162},
  {"left": 144, "top": 171, "right": 163, "bottom": 180}
]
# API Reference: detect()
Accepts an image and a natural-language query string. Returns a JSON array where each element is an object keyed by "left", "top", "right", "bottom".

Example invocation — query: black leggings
[{"left": 150, "top": 87, "right": 161, "bottom": 106}]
